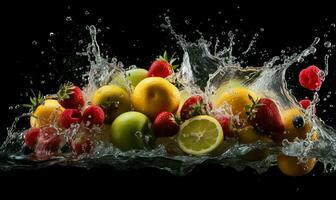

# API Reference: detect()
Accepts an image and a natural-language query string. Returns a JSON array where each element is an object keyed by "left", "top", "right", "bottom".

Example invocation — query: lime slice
[{"left": 177, "top": 115, "right": 224, "bottom": 155}]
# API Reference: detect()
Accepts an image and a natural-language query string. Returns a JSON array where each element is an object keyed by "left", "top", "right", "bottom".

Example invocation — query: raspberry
[{"left": 299, "top": 65, "right": 322, "bottom": 91}]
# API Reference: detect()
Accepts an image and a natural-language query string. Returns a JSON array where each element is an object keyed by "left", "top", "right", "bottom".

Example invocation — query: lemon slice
[{"left": 177, "top": 115, "right": 224, "bottom": 155}]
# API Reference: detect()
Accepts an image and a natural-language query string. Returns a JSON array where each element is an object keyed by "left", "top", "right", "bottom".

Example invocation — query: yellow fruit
[
  {"left": 91, "top": 85, "right": 131, "bottom": 123},
  {"left": 277, "top": 154, "right": 316, "bottom": 176},
  {"left": 282, "top": 108, "right": 312, "bottom": 142},
  {"left": 177, "top": 115, "right": 224, "bottom": 156},
  {"left": 214, "top": 87, "right": 257, "bottom": 126},
  {"left": 30, "top": 99, "right": 64, "bottom": 128},
  {"left": 238, "top": 126, "right": 273, "bottom": 161},
  {"left": 132, "top": 77, "right": 180, "bottom": 119},
  {"left": 212, "top": 79, "right": 243, "bottom": 101}
]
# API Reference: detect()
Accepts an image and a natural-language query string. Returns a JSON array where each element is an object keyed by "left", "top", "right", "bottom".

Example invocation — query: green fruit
[
  {"left": 110, "top": 111, "right": 154, "bottom": 151},
  {"left": 126, "top": 68, "right": 148, "bottom": 87}
]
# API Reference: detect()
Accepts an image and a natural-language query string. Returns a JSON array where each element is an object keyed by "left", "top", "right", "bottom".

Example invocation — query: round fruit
[
  {"left": 238, "top": 126, "right": 273, "bottom": 161},
  {"left": 132, "top": 77, "right": 180, "bottom": 119},
  {"left": 126, "top": 68, "right": 148, "bottom": 87},
  {"left": 176, "top": 90, "right": 191, "bottom": 118},
  {"left": 30, "top": 99, "right": 65, "bottom": 128},
  {"left": 91, "top": 85, "right": 131, "bottom": 124},
  {"left": 110, "top": 111, "right": 154, "bottom": 151},
  {"left": 282, "top": 108, "right": 312, "bottom": 142},
  {"left": 213, "top": 87, "right": 257, "bottom": 126},
  {"left": 277, "top": 154, "right": 316, "bottom": 176},
  {"left": 177, "top": 115, "right": 224, "bottom": 156},
  {"left": 212, "top": 79, "right": 242, "bottom": 101}
]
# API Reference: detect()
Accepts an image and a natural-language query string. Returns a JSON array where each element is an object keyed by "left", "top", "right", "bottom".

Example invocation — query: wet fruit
[
  {"left": 277, "top": 154, "right": 316, "bottom": 176},
  {"left": 57, "top": 82, "right": 85, "bottom": 109},
  {"left": 180, "top": 95, "right": 208, "bottom": 121},
  {"left": 147, "top": 51, "right": 177, "bottom": 78},
  {"left": 126, "top": 68, "right": 148, "bottom": 87},
  {"left": 82, "top": 105, "right": 105, "bottom": 128},
  {"left": 132, "top": 77, "right": 180, "bottom": 119},
  {"left": 59, "top": 109, "right": 82, "bottom": 129},
  {"left": 299, "top": 65, "right": 322, "bottom": 91},
  {"left": 23, "top": 128, "right": 41, "bottom": 149},
  {"left": 110, "top": 111, "right": 154, "bottom": 151},
  {"left": 214, "top": 87, "right": 257, "bottom": 126},
  {"left": 153, "top": 111, "right": 179, "bottom": 137},
  {"left": 177, "top": 115, "right": 224, "bottom": 155},
  {"left": 91, "top": 85, "right": 131, "bottom": 123}
]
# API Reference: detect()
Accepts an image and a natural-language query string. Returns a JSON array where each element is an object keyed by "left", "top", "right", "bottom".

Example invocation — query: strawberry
[
  {"left": 82, "top": 105, "right": 105, "bottom": 128},
  {"left": 35, "top": 127, "right": 63, "bottom": 158},
  {"left": 57, "top": 82, "right": 85, "bottom": 109},
  {"left": 23, "top": 128, "right": 41, "bottom": 149},
  {"left": 59, "top": 109, "right": 82, "bottom": 129},
  {"left": 215, "top": 115, "right": 234, "bottom": 138},
  {"left": 153, "top": 111, "right": 180, "bottom": 137},
  {"left": 245, "top": 95, "right": 284, "bottom": 134},
  {"left": 180, "top": 95, "right": 208, "bottom": 121},
  {"left": 147, "top": 51, "right": 178, "bottom": 78},
  {"left": 299, "top": 65, "right": 322, "bottom": 91},
  {"left": 299, "top": 99, "right": 316, "bottom": 114},
  {"left": 71, "top": 137, "right": 92, "bottom": 155}
]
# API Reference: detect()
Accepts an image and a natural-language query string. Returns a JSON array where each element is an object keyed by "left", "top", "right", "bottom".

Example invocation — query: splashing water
[{"left": 1, "top": 19, "right": 336, "bottom": 175}]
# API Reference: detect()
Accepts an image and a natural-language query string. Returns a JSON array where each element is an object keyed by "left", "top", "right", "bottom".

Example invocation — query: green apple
[
  {"left": 126, "top": 68, "right": 148, "bottom": 87},
  {"left": 110, "top": 111, "right": 155, "bottom": 151}
]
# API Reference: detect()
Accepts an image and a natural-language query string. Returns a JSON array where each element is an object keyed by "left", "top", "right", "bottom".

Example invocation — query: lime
[{"left": 177, "top": 115, "right": 224, "bottom": 155}]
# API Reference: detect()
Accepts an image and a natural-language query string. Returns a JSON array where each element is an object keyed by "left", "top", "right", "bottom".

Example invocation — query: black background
[{"left": 0, "top": 0, "right": 335, "bottom": 194}]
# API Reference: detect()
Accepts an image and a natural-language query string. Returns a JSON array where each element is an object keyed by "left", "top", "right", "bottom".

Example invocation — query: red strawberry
[
  {"left": 215, "top": 115, "right": 234, "bottom": 138},
  {"left": 245, "top": 95, "right": 284, "bottom": 134},
  {"left": 147, "top": 51, "right": 178, "bottom": 78},
  {"left": 153, "top": 111, "right": 180, "bottom": 137},
  {"left": 23, "top": 128, "right": 41, "bottom": 149},
  {"left": 82, "top": 105, "right": 105, "bottom": 128},
  {"left": 71, "top": 137, "right": 92, "bottom": 155},
  {"left": 57, "top": 82, "right": 85, "bottom": 109},
  {"left": 299, "top": 99, "right": 316, "bottom": 114},
  {"left": 59, "top": 109, "right": 82, "bottom": 128},
  {"left": 180, "top": 95, "right": 208, "bottom": 121},
  {"left": 299, "top": 65, "right": 322, "bottom": 91}
]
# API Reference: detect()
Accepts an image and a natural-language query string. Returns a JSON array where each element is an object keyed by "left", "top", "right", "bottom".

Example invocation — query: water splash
[{"left": 1, "top": 20, "right": 336, "bottom": 175}]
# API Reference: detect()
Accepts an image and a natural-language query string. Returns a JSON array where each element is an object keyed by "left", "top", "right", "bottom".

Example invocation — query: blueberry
[{"left": 292, "top": 116, "right": 305, "bottom": 128}]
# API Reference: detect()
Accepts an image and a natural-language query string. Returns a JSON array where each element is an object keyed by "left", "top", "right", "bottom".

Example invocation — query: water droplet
[
  {"left": 331, "top": 23, "right": 336, "bottom": 27},
  {"left": 106, "top": 26, "right": 110, "bottom": 30},
  {"left": 98, "top": 18, "right": 102, "bottom": 23},
  {"left": 260, "top": 28, "right": 264, "bottom": 32},
  {"left": 185, "top": 20, "right": 190, "bottom": 25},
  {"left": 218, "top": 11, "right": 222, "bottom": 15},
  {"left": 297, "top": 57, "right": 304, "bottom": 63},
  {"left": 8, "top": 106, "right": 13, "bottom": 110},
  {"left": 66, "top": 16, "right": 72, "bottom": 22},
  {"left": 32, "top": 40, "right": 38, "bottom": 45},
  {"left": 281, "top": 50, "right": 285, "bottom": 54},
  {"left": 15, "top": 105, "right": 20, "bottom": 109},
  {"left": 324, "top": 41, "right": 331, "bottom": 48},
  {"left": 49, "top": 32, "right": 55, "bottom": 37},
  {"left": 324, "top": 34, "right": 328, "bottom": 38},
  {"left": 240, "top": 18, "right": 243, "bottom": 22},
  {"left": 224, "top": 20, "right": 228, "bottom": 24},
  {"left": 85, "top": 10, "right": 90, "bottom": 16},
  {"left": 41, "top": 51, "right": 44, "bottom": 55}
]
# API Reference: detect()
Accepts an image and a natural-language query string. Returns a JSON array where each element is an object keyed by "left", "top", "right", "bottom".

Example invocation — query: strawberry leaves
[
  {"left": 22, "top": 90, "right": 45, "bottom": 112},
  {"left": 158, "top": 51, "right": 179, "bottom": 70},
  {"left": 57, "top": 82, "right": 75, "bottom": 100},
  {"left": 244, "top": 94, "right": 264, "bottom": 120}
]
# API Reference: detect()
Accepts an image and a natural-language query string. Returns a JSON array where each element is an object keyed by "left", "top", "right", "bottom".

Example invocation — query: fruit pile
[{"left": 21, "top": 51, "right": 323, "bottom": 176}]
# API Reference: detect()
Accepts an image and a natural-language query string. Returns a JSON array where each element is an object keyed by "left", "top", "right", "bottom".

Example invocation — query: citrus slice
[{"left": 177, "top": 115, "right": 224, "bottom": 155}]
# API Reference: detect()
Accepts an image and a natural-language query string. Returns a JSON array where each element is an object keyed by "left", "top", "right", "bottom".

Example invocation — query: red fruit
[
  {"left": 153, "top": 111, "right": 179, "bottom": 137},
  {"left": 59, "top": 109, "right": 82, "bottom": 128},
  {"left": 215, "top": 115, "right": 233, "bottom": 138},
  {"left": 299, "top": 99, "right": 316, "bottom": 114},
  {"left": 35, "top": 134, "right": 62, "bottom": 154},
  {"left": 57, "top": 82, "right": 85, "bottom": 109},
  {"left": 82, "top": 105, "right": 105, "bottom": 128},
  {"left": 180, "top": 95, "right": 208, "bottom": 121},
  {"left": 299, "top": 65, "right": 322, "bottom": 91},
  {"left": 71, "top": 137, "right": 92, "bottom": 155},
  {"left": 245, "top": 96, "right": 284, "bottom": 134},
  {"left": 23, "top": 128, "right": 41, "bottom": 149},
  {"left": 147, "top": 51, "right": 178, "bottom": 78}
]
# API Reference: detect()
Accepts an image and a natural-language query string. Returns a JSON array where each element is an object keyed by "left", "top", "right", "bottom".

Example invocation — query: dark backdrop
[{"left": 0, "top": 0, "right": 335, "bottom": 194}]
